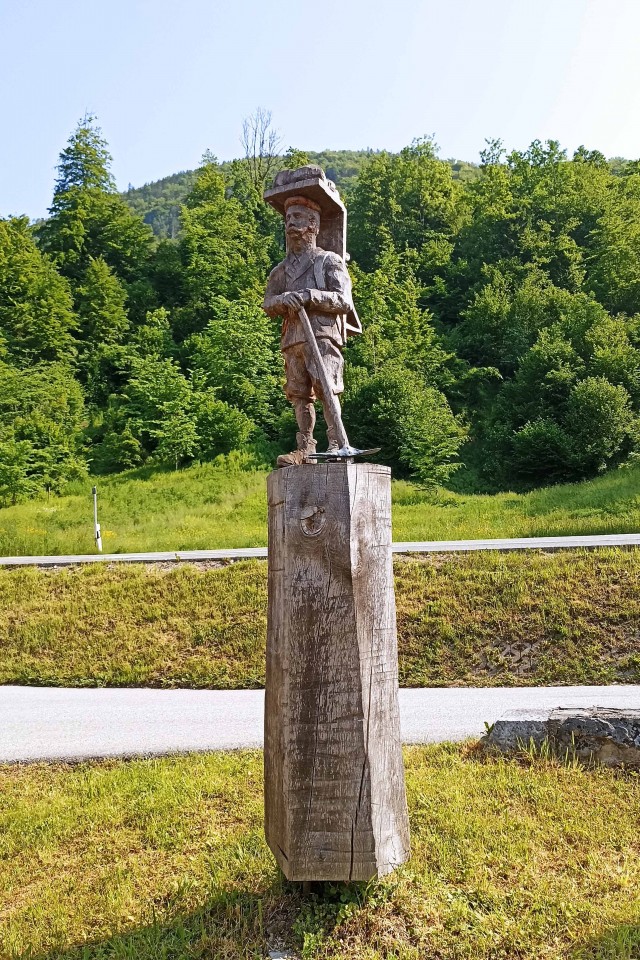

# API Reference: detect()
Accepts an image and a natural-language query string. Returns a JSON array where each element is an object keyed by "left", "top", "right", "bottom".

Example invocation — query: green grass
[
  {"left": 1, "top": 460, "right": 639, "bottom": 557},
  {"left": 0, "top": 463, "right": 269, "bottom": 557},
  {"left": 1, "top": 746, "right": 639, "bottom": 959},
  {"left": 2, "top": 550, "right": 639, "bottom": 688}
]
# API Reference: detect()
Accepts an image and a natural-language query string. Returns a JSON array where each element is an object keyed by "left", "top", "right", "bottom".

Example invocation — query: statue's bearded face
[{"left": 285, "top": 204, "right": 320, "bottom": 253}]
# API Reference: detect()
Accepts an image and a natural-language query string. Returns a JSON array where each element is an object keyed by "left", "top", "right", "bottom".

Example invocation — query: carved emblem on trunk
[{"left": 300, "top": 505, "right": 326, "bottom": 537}]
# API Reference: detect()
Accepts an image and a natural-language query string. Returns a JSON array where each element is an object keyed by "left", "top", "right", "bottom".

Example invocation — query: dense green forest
[
  {"left": 123, "top": 151, "right": 480, "bottom": 240},
  {"left": 1, "top": 115, "right": 639, "bottom": 506}
]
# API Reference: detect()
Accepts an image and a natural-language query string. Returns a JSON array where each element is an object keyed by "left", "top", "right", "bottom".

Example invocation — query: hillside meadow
[
  {"left": 1, "top": 459, "right": 639, "bottom": 557},
  {"left": 2, "top": 550, "right": 638, "bottom": 688}
]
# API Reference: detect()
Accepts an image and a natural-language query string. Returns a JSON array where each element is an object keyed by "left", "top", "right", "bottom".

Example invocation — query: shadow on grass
[
  {"left": 19, "top": 863, "right": 640, "bottom": 960},
  {"left": 32, "top": 886, "right": 293, "bottom": 960},
  {"left": 572, "top": 924, "right": 640, "bottom": 960},
  {"left": 31, "top": 879, "right": 374, "bottom": 960}
]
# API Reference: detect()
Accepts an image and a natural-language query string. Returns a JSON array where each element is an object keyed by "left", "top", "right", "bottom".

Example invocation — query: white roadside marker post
[{"left": 92, "top": 485, "right": 102, "bottom": 553}]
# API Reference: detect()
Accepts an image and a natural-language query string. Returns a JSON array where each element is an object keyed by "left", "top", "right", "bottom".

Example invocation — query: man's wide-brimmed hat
[
  {"left": 264, "top": 165, "right": 347, "bottom": 260},
  {"left": 283, "top": 195, "right": 322, "bottom": 214}
]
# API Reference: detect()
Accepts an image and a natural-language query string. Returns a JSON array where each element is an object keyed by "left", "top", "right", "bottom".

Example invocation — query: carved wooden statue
[
  {"left": 262, "top": 167, "right": 410, "bottom": 882},
  {"left": 263, "top": 166, "right": 362, "bottom": 466}
]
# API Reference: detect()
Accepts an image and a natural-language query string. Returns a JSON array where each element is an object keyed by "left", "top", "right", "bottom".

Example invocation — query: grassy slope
[
  {"left": 1, "top": 460, "right": 640, "bottom": 557},
  {"left": 1, "top": 747, "right": 639, "bottom": 960},
  {"left": 2, "top": 551, "right": 639, "bottom": 688}
]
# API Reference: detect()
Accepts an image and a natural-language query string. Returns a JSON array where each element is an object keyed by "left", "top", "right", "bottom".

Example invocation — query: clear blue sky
[{"left": 1, "top": 0, "right": 639, "bottom": 220}]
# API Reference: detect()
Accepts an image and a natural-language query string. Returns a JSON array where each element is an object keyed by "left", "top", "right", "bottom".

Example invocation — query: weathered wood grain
[{"left": 265, "top": 462, "right": 410, "bottom": 881}]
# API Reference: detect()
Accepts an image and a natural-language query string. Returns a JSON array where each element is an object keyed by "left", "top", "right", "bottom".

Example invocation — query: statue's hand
[
  {"left": 282, "top": 291, "right": 304, "bottom": 311},
  {"left": 282, "top": 290, "right": 312, "bottom": 311}
]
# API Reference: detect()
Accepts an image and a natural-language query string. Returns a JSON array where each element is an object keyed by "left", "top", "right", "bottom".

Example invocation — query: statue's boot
[
  {"left": 277, "top": 434, "right": 317, "bottom": 468},
  {"left": 324, "top": 394, "right": 345, "bottom": 455},
  {"left": 326, "top": 423, "right": 340, "bottom": 455}
]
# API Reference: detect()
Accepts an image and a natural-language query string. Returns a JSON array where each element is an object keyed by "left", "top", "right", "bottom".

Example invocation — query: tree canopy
[{"left": 1, "top": 115, "right": 640, "bottom": 503}]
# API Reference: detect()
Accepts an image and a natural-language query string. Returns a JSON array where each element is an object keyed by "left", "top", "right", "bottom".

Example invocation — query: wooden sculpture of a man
[
  {"left": 262, "top": 167, "right": 410, "bottom": 884},
  {"left": 263, "top": 166, "right": 361, "bottom": 467}
]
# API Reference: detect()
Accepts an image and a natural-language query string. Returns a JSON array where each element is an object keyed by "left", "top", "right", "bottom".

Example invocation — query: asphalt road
[
  {"left": 2, "top": 533, "right": 640, "bottom": 567},
  {"left": 1, "top": 685, "right": 639, "bottom": 763}
]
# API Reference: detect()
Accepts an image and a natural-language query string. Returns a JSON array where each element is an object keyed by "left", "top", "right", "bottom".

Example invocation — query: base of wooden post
[{"left": 265, "top": 462, "right": 410, "bottom": 882}]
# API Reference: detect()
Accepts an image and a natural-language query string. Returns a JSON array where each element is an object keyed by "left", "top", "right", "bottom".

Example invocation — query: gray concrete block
[
  {"left": 487, "top": 709, "right": 551, "bottom": 751},
  {"left": 485, "top": 706, "right": 640, "bottom": 767}
]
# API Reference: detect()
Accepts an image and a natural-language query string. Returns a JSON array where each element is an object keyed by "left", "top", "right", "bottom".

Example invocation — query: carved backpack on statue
[{"left": 312, "top": 251, "right": 363, "bottom": 343}]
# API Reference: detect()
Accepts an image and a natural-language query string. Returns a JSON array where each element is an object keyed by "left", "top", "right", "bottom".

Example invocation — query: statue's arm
[
  {"left": 307, "top": 255, "right": 353, "bottom": 314},
  {"left": 263, "top": 266, "right": 287, "bottom": 317}
]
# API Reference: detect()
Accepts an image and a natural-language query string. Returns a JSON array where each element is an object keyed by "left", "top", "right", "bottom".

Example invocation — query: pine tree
[
  {"left": 38, "top": 117, "right": 152, "bottom": 285},
  {"left": 50, "top": 114, "right": 115, "bottom": 203}
]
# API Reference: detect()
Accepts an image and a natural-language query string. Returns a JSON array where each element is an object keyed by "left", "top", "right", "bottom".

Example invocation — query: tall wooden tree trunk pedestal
[{"left": 265, "top": 462, "right": 410, "bottom": 882}]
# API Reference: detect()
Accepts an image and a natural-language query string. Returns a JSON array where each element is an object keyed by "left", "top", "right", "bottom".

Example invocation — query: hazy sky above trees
[{"left": 1, "top": 0, "right": 639, "bottom": 219}]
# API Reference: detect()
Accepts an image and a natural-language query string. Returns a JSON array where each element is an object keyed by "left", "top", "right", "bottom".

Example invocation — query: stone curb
[{"left": 485, "top": 707, "right": 640, "bottom": 767}]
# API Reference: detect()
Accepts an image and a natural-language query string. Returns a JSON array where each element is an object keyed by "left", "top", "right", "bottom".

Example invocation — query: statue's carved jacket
[{"left": 263, "top": 247, "right": 353, "bottom": 350}]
